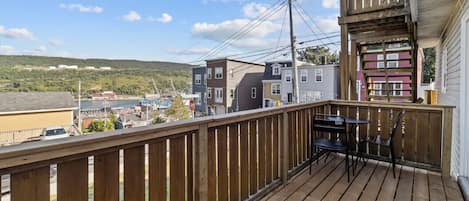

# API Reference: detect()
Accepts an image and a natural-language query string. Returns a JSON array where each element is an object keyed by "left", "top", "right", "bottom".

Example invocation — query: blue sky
[{"left": 0, "top": 0, "right": 340, "bottom": 63}]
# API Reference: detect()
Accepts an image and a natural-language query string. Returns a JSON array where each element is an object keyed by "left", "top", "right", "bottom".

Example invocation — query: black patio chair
[
  {"left": 356, "top": 111, "right": 404, "bottom": 178},
  {"left": 310, "top": 114, "right": 353, "bottom": 182}
]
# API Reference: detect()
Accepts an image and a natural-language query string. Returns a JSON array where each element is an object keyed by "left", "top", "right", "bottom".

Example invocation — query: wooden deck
[{"left": 262, "top": 154, "right": 464, "bottom": 201}]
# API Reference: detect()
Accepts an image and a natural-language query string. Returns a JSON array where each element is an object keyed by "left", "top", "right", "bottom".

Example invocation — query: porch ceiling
[{"left": 412, "top": 0, "right": 458, "bottom": 48}]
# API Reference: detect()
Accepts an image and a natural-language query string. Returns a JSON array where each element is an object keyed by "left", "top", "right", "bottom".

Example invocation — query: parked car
[{"left": 41, "top": 127, "right": 70, "bottom": 141}]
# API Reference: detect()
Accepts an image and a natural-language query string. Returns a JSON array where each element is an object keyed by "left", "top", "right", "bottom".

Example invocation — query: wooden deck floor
[{"left": 262, "top": 154, "right": 464, "bottom": 201}]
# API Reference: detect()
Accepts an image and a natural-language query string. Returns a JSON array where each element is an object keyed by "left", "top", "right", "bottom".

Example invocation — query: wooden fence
[
  {"left": 346, "top": 0, "right": 407, "bottom": 15},
  {"left": 0, "top": 100, "right": 453, "bottom": 201}
]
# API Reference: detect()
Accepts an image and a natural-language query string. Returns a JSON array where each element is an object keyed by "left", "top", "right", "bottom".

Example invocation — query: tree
[
  {"left": 297, "top": 47, "right": 339, "bottom": 65},
  {"left": 87, "top": 119, "right": 114, "bottom": 133},
  {"left": 423, "top": 48, "right": 436, "bottom": 83},
  {"left": 165, "top": 96, "right": 190, "bottom": 121},
  {"left": 152, "top": 110, "right": 166, "bottom": 124}
]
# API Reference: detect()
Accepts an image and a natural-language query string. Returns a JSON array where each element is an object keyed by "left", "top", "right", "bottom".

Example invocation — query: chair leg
[
  {"left": 390, "top": 145, "right": 396, "bottom": 178},
  {"left": 346, "top": 149, "right": 350, "bottom": 182},
  {"left": 324, "top": 152, "right": 330, "bottom": 163}
]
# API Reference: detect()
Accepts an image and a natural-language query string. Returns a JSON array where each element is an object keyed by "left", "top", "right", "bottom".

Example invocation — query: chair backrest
[
  {"left": 312, "top": 114, "right": 347, "bottom": 134},
  {"left": 390, "top": 111, "right": 404, "bottom": 139}
]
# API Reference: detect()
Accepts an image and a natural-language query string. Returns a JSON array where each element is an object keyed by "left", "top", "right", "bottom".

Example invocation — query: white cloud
[
  {"left": 122, "top": 11, "right": 141, "bottom": 22},
  {"left": 322, "top": 0, "right": 339, "bottom": 8},
  {"left": 59, "top": 3, "right": 103, "bottom": 13},
  {"left": 49, "top": 39, "right": 63, "bottom": 46},
  {"left": 168, "top": 47, "right": 211, "bottom": 55},
  {"left": 315, "top": 16, "right": 340, "bottom": 32},
  {"left": 202, "top": 0, "right": 247, "bottom": 4},
  {"left": 0, "top": 45, "right": 16, "bottom": 55},
  {"left": 35, "top": 46, "right": 47, "bottom": 53},
  {"left": 148, "top": 13, "right": 173, "bottom": 23},
  {"left": 243, "top": 2, "right": 269, "bottom": 18},
  {"left": 0, "top": 25, "right": 35, "bottom": 40}
]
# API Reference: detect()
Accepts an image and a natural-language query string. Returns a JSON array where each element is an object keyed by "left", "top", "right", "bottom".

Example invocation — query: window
[
  {"left": 387, "top": 61, "right": 398, "bottom": 68},
  {"left": 300, "top": 69, "right": 308, "bottom": 83},
  {"left": 215, "top": 88, "right": 223, "bottom": 103},
  {"left": 386, "top": 53, "right": 399, "bottom": 60},
  {"left": 377, "top": 54, "right": 399, "bottom": 68},
  {"left": 377, "top": 62, "right": 385, "bottom": 68},
  {"left": 442, "top": 47, "right": 448, "bottom": 93},
  {"left": 377, "top": 54, "right": 384, "bottom": 61},
  {"left": 194, "top": 74, "right": 202, "bottom": 85},
  {"left": 284, "top": 70, "right": 292, "bottom": 83},
  {"left": 315, "top": 69, "right": 323, "bottom": 82},
  {"left": 272, "top": 63, "right": 281, "bottom": 75},
  {"left": 230, "top": 88, "right": 234, "bottom": 98},
  {"left": 195, "top": 92, "right": 202, "bottom": 104},
  {"left": 251, "top": 87, "right": 257, "bottom": 99},
  {"left": 207, "top": 68, "right": 212, "bottom": 79},
  {"left": 271, "top": 83, "right": 280, "bottom": 95},
  {"left": 372, "top": 82, "right": 383, "bottom": 96},
  {"left": 215, "top": 67, "right": 223, "bottom": 79},
  {"left": 207, "top": 87, "right": 212, "bottom": 99},
  {"left": 287, "top": 93, "right": 293, "bottom": 103},
  {"left": 392, "top": 82, "right": 403, "bottom": 96}
]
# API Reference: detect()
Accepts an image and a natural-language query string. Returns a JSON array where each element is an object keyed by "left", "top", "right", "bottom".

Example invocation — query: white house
[{"left": 100, "top": 66, "right": 112, "bottom": 70}]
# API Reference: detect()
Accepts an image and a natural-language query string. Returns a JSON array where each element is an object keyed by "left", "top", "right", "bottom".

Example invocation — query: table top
[{"left": 326, "top": 116, "right": 369, "bottom": 124}]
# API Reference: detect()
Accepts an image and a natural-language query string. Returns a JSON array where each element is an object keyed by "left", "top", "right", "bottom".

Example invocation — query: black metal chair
[
  {"left": 356, "top": 111, "right": 404, "bottom": 178},
  {"left": 310, "top": 114, "right": 352, "bottom": 182}
]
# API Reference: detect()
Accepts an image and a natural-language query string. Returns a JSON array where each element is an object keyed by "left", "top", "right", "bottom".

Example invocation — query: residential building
[
  {"left": 99, "top": 66, "right": 112, "bottom": 70},
  {"left": 192, "top": 66, "right": 207, "bottom": 116},
  {"left": 0, "top": 92, "right": 77, "bottom": 143},
  {"left": 356, "top": 44, "right": 423, "bottom": 102},
  {"left": 281, "top": 64, "right": 339, "bottom": 104},
  {"left": 262, "top": 61, "right": 292, "bottom": 108},
  {"left": 206, "top": 58, "right": 264, "bottom": 115},
  {"left": 90, "top": 91, "right": 117, "bottom": 100}
]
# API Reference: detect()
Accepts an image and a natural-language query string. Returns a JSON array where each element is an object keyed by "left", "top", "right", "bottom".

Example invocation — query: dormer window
[{"left": 272, "top": 63, "right": 281, "bottom": 75}]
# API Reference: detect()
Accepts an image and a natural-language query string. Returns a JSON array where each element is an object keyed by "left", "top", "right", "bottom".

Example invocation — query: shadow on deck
[{"left": 262, "top": 154, "right": 464, "bottom": 201}]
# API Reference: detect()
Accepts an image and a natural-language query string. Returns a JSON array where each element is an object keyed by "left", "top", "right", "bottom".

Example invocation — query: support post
[
  {"left": 340, "top": 0, "right": 349, "bottom": 100},
  {"left": 280, "top": 111, "right": 290, "bottom": 184},
  {"left": 442, "top": 108, "right": 453, "bottom": 177},
  {"left": 350, "top": 40, "right": 358, "bottom": 100},
  {"left": 195, "top": 124, "right": 208, "bottom": 201}
]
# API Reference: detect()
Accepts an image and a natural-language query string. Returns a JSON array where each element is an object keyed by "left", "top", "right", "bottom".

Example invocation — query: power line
[
  {"left": 293, "top": 4, "right": 332, "bottom": 49},
  {"left": 273, "top": 5, "right": 289, "bottom": 60},
  {"left": 195, "top": 0, "right": 287, "bottom": 62}
]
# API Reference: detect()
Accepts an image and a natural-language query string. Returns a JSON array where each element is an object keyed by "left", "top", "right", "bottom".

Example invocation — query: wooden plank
[
  {"left": 416, "top": 111, "right": 430, "bottom": 164},
  {"left": 304, "top": 160, "right": 348, "bottom": 201},
  {"left": 149, "top": 140, "right": 167, "bottom": 201},
  {"left": 258, "top": 117, "right": 266, "bottom": 188},
  {"left": 392, "top": 109, "right": 403, "bottom": 159},
  {"left": 273, "top": 115, "right": 279, "bottom": 179},
  {"left": 240, "top": 121, "right": 249, "bottom": 200},
  {"left": 376, "top": 164, "right": 401, "bottom": 201},
  {"left": 94, "top": 151, "right": 119, "bottom": 201},
  {"left": 207, "top": 128, "right": 216, "bottom": 201},
  {"left": 358, "top": 163, "right": 389, "bottom": 201},
  {"left": 281, "top": 112, "right": 289, "bottom": 184},
  {"left": 289, "top": 112, "right": 294, "bottom": 169},
  {"left": 196, "top": 124, "right": 208, "bottom": 201},
  {"left": 358, "top": 107, "right": 369, "bottom": 154},
  {"left": 287, "top": 158, "right": 343, "bottom": 200},
  {"left": 266, "top": 155, "right": 329, "bottom": 201},
  {"left": 292, "top": 112, "right": 298, "bottom": 167},
  {"left": 369, "top": 107, "right": 379, "bottom": 155},
  {"left": 187, "top": 134, "right": 194, "bottom": 201},
  {"left": 394, "top": 166, "right": 414, "bottom": 201},
  {"left": 340, "top": 161, "right": 378, "bottom": 201},
  {"left": 364, "top": 0, "right": 371, "bottom": 9},
  {"left": 124, "top": 146, "right": 145, "bottom": 201},
  {"left": 217, "top": 126, "right": 228, "bottom": 201},
  {"left": 11, "top": 166, "right": 49, "bottom": 201},
  {"left": 229, "top": 124, "right": 240, "bottom": 201},
  {"left": 443, "top": 177, "right": 464, "bottom": 201},
  {"left": 57, "top": 158, "right": 88, "bottom": 201},
  {"left": 170, "top": 136, "right": 186, "bottom": 201},
  {"left": 428, "top": 112, "right": 442, "bottom": 166},
  {"left": 380, "top": 108, "right": 391, "bottom": 157},
  {"left": 322, "top": 161, "right": 376, "bottom": 201},
  {"left": 298, "top": 110, "right": 304, "bottom": 164},
  {"left": 428, "top": 173, "right": 446, "bottom": 201},
  {"left": 249, "top": 119, "right": 258, "bottom": 195},
  {"left": 413, "top": 169, "right": 429, "bottom": 201},
  {"left": 404, "top": 111, "right": 417, "bottom": 162},
  {"left": 265, "top": 116, "right": 273, "bottom": 184},
  {"left": 442, "top": 108, "right": 453, "bottom": 176}
]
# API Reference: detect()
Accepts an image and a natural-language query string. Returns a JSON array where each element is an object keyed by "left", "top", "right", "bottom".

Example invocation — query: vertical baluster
[
  {"left": 229, "top": 123, "right": 240, "bottom": 201},
  {"left": 149, "top": 140, "right": 167, "bottom": 201},
  {"left": 258, "top": 117, "right": 266, "bottom": 188},
  {"left": 273, "top": 115, "right": 279, "bottom": 179},
  {"left": 58, "top": 158, "right": 88, "bottom": 201},
  {"left": 217, "top": 126, "right": 228, "bottom": 201},
  {"left": 95, "top": 151, "right": 119, "bottom": 201},
  {"left": 170, "top": 135, "right": 186, "bottom": 201},
  {"left": 249, "top": 119, "right": 258, "bottom": 195},
  {"left": 11, "top": 167, "right": 50, "bottom": 201},
  {"left": 207, "top": 128, "right": 216, "bottom": 201},
  {"left": 124, "top": 146, "right": 145, "bottom": 201},
  {"left": 240, "top": 121, "right": 249, "bottom": 199},
  {"left": 265, "top": 116, "right": 273, "bottom": 184}
]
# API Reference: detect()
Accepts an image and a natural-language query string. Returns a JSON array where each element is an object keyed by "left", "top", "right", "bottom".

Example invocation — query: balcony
[{"left": 0, "top": 100, "right": 461, "bottom": 201}]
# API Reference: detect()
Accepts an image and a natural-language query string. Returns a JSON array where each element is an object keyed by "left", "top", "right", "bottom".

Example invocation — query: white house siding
[{"left": 435, "top": 1, "right": 469, "bottom": 177}]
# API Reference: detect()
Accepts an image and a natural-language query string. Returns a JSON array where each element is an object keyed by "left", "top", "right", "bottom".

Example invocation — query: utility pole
[
  {"left": 288, "top": 0, "right": 300, "bottom": 104},
  {"left": 78, "top": 80, "right": 82, "bottom": 132}
]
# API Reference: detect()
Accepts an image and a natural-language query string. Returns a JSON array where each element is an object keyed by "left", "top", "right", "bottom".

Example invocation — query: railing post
[
  {"left": 195, "top": 123, "right": 208, "bottom": 201},
  {"left": 280, "top": 111, "right": 289, "bottom": 184},
  {"left": 442, "top": 108, "right": 454, "bottom": 177}
]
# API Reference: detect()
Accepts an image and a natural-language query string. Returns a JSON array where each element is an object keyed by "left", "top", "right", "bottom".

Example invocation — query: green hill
[
  {"left": 0, "top": 55, "right": 193, "bottom": 70},
  {"left": 0, "top": 55, "right": 195, "bottom": 97}
]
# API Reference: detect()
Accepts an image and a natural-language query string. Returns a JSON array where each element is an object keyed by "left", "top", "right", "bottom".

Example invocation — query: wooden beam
[
  {"left": 195, "top": 124, "right": 208, "bottom": 201},
  {"left": 339, "top": 7, "right": 410, "bottom": 25},
  {"left": 441, "top": 108, "right": 453, "bottom": 177},
  {"left": 280, "top": 112, "right": 289, "bottom": 184},
  {"left": 350, "top": 40, "right": 358, "bottom": 100}
]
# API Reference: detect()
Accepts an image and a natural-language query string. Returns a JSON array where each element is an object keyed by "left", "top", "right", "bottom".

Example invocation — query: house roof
[{"left": 0, "top": 92, "right": 77, "bottom": 114}]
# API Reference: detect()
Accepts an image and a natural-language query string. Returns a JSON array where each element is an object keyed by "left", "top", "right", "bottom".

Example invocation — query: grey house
[
  {"left": 206, "top": 58, "right": 264, "bottom": 115},
  {"left": 262, "top": 61, "right": 292, "bottom": 108},
  {"left": 280, "top": 64, "right": 339, "bottom": 104},
  {"left": 192, "top": 66, "right": 207, "bottom": 116}
]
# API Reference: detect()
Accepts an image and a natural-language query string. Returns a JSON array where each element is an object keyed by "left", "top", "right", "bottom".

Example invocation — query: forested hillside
[{"left": 0, "top": 55, "right": 194, "bottom": 97}]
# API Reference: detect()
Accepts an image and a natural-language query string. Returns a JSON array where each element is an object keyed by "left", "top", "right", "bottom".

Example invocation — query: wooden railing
[
  {"left": 346, "top": 0, "right": 408, "bottom": 15},
  {"left": 0, "top": 100, "right": 454, "bottom": 201}
]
